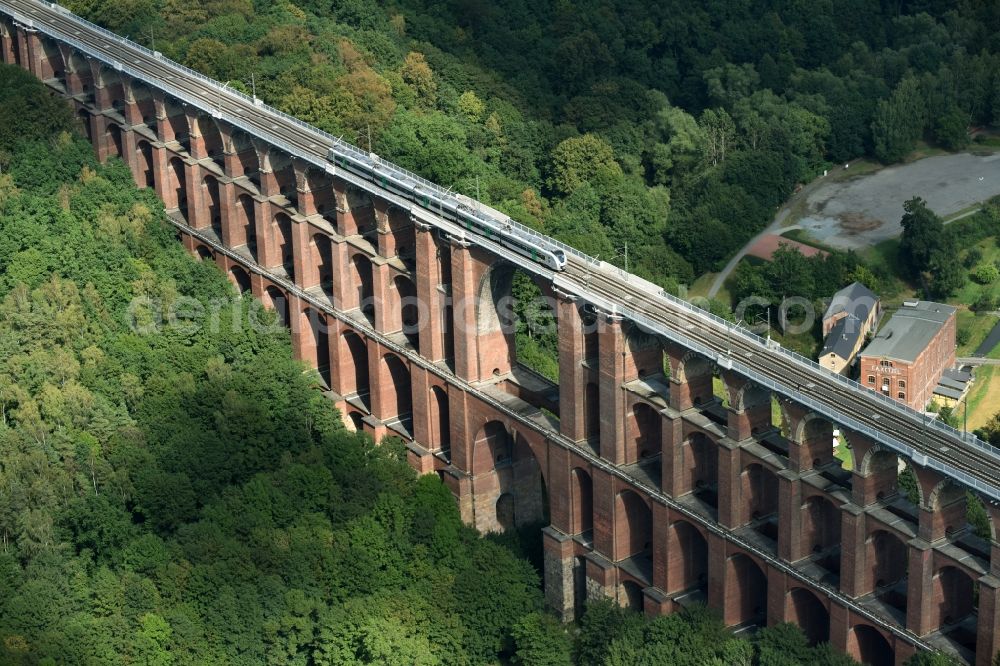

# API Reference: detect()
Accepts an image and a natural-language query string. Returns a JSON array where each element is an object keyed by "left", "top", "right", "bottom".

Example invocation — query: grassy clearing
[
  {"left": 688, "top": 272, "right": 718, "bottom": 299},
  {"left": 834, "top": 433, "right": 854, "bottom": 470},
  {"left": 966, "top": 365, "right": 999, "bottom": 431},
  {"left": 944, "top": 203, "right": 986, "bottom": 223},
  {"left": 904, "top": 141, "right": 949, "bottom": 162},
  {"left": 957, "top": 309, "right": 999, "bottom": 356}
]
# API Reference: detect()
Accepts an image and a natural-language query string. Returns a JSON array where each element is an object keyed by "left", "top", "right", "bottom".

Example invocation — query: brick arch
[
  {"left": 340, "top": 329, "right": 370, "bottom": 410},
  {"left": 304, "top": 168, "right": 338, "bottom": 230},
  {"left": 742, "top": 463, "right": 779, "bottom": 531},
  {"left": 261, "top": 285, "right": 289, "bottom": 328},
  {"left": 135, "top": 139, "right": 154, "bottom": 188},
  {"left": 730, "top": 380, "right": 771, "bottom": 413},
  {"left": 194, "top": 244, "right": 213, "bottom": 261},
  {"left": 470, "top": 420, "right": 547, "bottom": 531},
  {"left": 472, "top": 420, "right": 512, "bottom": 474},
  {"left": 786, "top": 587, "right": 830, "bottom": 646},
  {"left": 428, "top": 385, "right": 450, "bottom": 457},
  {"left": 262, "top": 146, "right": 298, "bottom": 207},
  {"left": 64, "top": 49, "right": 93, "bottom": 104},
  {"left": 800, "top": 494, "right": 841, "bottom": 565},
  {"left": 76, "top": 107, "right": 93, "bottom": 142},
  {"left": 35, "top": 33, "right": 66, "bottom": 86},
  {"left": 158, "top": 94, "right": 189, "bottom": 152},
  {"left": 792, "top": 411, "right": 836, "bottom": 469},
  {"left": 866, "top": 529, "right": 908, "bottom": 614},
  {"left": 126, "top": 77, "right": 157, "bottom": 131},
  {"left": 94, "top": 64, "right": 126, "bottom": 116},
  {"left": 344, "top": 184, "right": 376, "bottom": 239},
  {"left": 670, "top": 349, "right": 713, "bottom": 408},
  {"left": 613, "top": 489, "right": 652, "bottom": 562},
  {"left": 931, "top": 565, "right": 976, "bottom": 631},
  {"left": 166, "top": 155, "right": 187, "bottom": 219},
  {"left": 380, "top": 352, "right": 413, "bottom": 423},
  {"left": 666, "top": 519, "right": 708, "bottom": 596},
  {"left": 105, "top": 122, "right": 124, "bottom": 159},
  {"left": 474, "top": 261, "right": 555, "bottom": 378},
  {"left": 569, "top": 467, "right": 593, "bottom": 535},
  {"left": 724, "top": 552, "right": 768, "bottom": 627},
  {"left": 624, "top": 323, "right": 664, "bottom": 379},
  {"left": 673, "top": 350, "right": 712, "bottom": 385},
  {"left": 225, "top": 127, "right": 260, "bottom": 186},
  {"left": 350, "top": 253, "right": 374, "bottom": 323},
  {"left": 0, "top": 19, "right": 15, "bottom": 66},
  {"left": 394, "top": 274, "right": 419, "bottom": 348},
  {"left": 682, "top": 431, "right": 718, "bottom": 507},
  {"left": 228, "top": 265, "right": 251, "bottom": 294},
  {"left": 299, "top": 307, "right": 331, "bottom": 388},
  {"left": 194, "top": 115, "right": 225, "bottom": 170},
  {"left": 234, "top": 193, "right": 257, "bottom": 260},
  {"left": 858, "top": 445, "right": 924, "bottom": 508},
  {"left": 847, "top": 624, "right": 893, "bottom": 666},
  {"left": 310, "top": 231, "right": 334, "bottom": 301},
  {"left": 618, "top": 579, "right": 644, "bottom": 612},
  {"left": 201, "top": 172, "right": 223, "bottom": 237},
  {"left": 385, "top": 204, "right": 416, "bottom": 266},
  {"left": 628, "top": 401, "right": 661, "bottom": 463},
  {"left": 269, "top": 211, "right": 294, "bottom": 278}
]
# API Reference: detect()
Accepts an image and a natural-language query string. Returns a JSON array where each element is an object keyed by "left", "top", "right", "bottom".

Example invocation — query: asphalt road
[{"left": 799, "top": 152, "right": 1000, "bottom": 250}]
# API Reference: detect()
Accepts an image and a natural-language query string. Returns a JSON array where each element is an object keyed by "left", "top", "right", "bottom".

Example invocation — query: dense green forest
[
  {"left": 66, "top": 0, "right": 1000, "bottom": 289},
  {"left": 0, "top": 63, "right": 907, "bottom": 665}
]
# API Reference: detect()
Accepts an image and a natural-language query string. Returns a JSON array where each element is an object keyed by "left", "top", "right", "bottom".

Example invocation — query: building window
[
  {"left": 898, "top": 380, "right": 906, "bottom": 389},
  {"left": 868, "top": 375, "right": 875, "bottom": 384},
  {"left": 898, "top": 392, "right": 906, "bottom": 400},
  {"left": 880, "top": 359, "right": 893, "bottom": 368}
]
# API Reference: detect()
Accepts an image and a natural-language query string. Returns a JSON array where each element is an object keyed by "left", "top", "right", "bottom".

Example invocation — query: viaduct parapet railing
[{"left": 4, "top": 2, "right": 1000, "bottom": 664}]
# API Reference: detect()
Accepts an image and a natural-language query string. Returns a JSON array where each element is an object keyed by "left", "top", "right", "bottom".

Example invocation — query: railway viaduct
[{"left": 4, "top": 3, "right": 1000, "bottom": 664}]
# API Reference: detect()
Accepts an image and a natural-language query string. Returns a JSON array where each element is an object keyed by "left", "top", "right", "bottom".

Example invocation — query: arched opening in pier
[
  {"left": 868, "top": 529, "right": 908, "bottom": 614},
  {"left": 350, "top": 253, "right": 374, "bottom": 324},
  {"left": 341, "top": 330, "right": 370, "bottom": 410},
  {"left": 725, "top": 553, "right": 767, "bottom": 628},
  {"left": 742, "top": 463, "right": 779, "bottom": 541},
  {"left": 801, "top": 494, "right": 841, "bottom": 575},
  {"left": 228, "top": 265, "right": 251, "bottom": 295},
  {"left": 429, "top": 385, "right": 450, "bottom": 458},
  {"left": 786, "top": 587, "right": 830, "bottom": 646},
  {"left": 202, "top": 173, "right": 222, "bottom": 238},
  {"left": 262, "top": 286, "right": 289, "bottom": 328},
  {"left": 381, "top": 353, "right": 413, "bottom": 431},
  {"left": 848, "top": 625, "right": 893, "bottom": 666},
  {"left": 235, "top": 193, "right": 257, "bottom": 261},
  {"left": 667, "top": 520, "right": 708, "bottom": 599},
  {"left": 570, "top": 467, "right": 593, "bottom": 536},
  {"left": 166, "top": 156, "right": 187, "bottom": 221},
  {"left": 135, "top": 140, "right": 154, "bottom": 189},
  {"left": 614, "top": 490, "right": 652, "bottom": 579},
  {"left": 628, "top": 401, "right": 661, "bottom": 464},
  {"left": 272, "top": 212, "right": 294, "bottom": 280},
  {"left": 684, "top": 432, "right": 718, "bottom": 508},
  {"left": 394, "top": 275, "right": 419, "bottom": 349},
  {"left": 311, "top": 232, "right": 334, "bottom": 301},
  {"left": 300, "top": 308, "right": 331, "bottom": 389}
]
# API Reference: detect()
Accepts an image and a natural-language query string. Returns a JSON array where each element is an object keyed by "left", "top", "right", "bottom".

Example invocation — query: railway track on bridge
[{"left": 6, "top": 0, "right": 1000, "bottom": 501}]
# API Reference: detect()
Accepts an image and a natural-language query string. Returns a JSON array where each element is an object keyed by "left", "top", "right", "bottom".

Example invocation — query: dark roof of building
[
  {"left": 823, "top": 281, "right": 879, "bottom": 323},
  {"left": 933, "top": 384, "right": 964, "bottom": 400},
  {"left": 820, "top": 318, "right": 857, "bottom": 361},
  {"left": 943, "top": 368, "right": 972, "bottom": 383},
  {"left": 861, "top": 301, "right": 956, "bottom": 363}
]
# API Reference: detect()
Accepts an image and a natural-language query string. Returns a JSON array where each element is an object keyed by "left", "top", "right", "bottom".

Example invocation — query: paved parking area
[{"left": 797, "top": 152, "right": 1000, "bottom": 250}]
